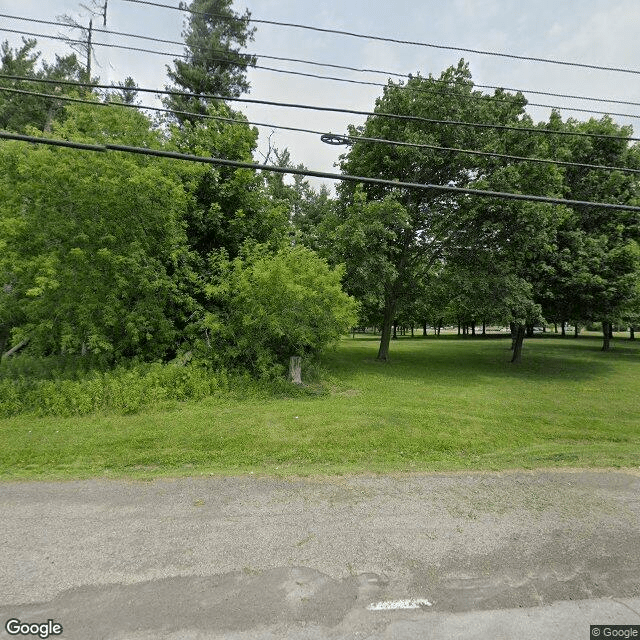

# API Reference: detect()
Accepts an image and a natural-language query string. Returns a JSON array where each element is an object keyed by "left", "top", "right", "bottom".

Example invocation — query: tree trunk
[
  {"left": 511, "top": 324, "right": 526, "bottom": 363},
  {"left": 377, "top": 299, "right": 397, "bottom": 361},
  {"left": 457, "top": 320, "right": 461, "bottom": 336},
  {"left": 601, "top": 321, "right": 611, "bottom": 351},
  {"left": 422, "top": 322, "right": 427, "bottom": 337},
  {"left": 526, "top": 323, "right": 534, "bottom": 338},
  {"left": 410, "top": 324, "right": 414, "bottom": 338},
  {"left": 561, "top": 322, "right": 566, "bottom": 337},
  {"left": 471, "top": 321, "right": 476, "bottom": 337},
  {"left": 289, "top": 356, "right": 302, "bottom": 385},
  {"left": 392, "top": 322, "right": 398, "bottom": 340},
  {"left": 510, "top": 323, "right": 516, "bottom": 350},
  {"left": 482, "top": 321, "right": 486, "bottom": 337},
  {"left": 630, "top": 326, "right": 636, "bottom": 341},
  {"left": 574, "top": 324, "right": 580, "bottom": 338}
]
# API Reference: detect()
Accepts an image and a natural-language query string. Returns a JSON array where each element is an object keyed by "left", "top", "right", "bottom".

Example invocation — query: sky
[{"left": 2, "top": 0, "right": 640, "bottom": 190}]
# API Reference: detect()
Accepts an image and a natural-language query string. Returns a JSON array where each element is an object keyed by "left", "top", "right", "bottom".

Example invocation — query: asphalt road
[{"left": 1, "top": 470, "right": 639, "bottom": 639}]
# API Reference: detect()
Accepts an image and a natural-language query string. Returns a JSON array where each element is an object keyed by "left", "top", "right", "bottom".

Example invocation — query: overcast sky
[{"left": 2, "top": 0, "right": 640, "bottom": 190}]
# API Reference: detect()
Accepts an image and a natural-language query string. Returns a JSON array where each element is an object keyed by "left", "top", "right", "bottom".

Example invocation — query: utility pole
[{"left": 80, "top": 0, "right": 108, "bottom": 26}]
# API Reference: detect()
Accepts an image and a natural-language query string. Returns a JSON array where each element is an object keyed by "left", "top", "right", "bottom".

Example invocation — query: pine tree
[{"left": 165, "top": 0, "right": 256, "bottom": 120}]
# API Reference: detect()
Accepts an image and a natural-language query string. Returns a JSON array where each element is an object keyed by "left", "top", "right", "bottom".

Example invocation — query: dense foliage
[
  {"left": 0, "top": 38, "right": 86, "bottom": 133},
  {"left": 0, "top": 104, "right": 193, "bottom": 361},
  {"left": 203, "top": 245, "right": 357, "bottom": 376},
  {"left": 325, "top": 61, "right": 640, "bottom": 359}
]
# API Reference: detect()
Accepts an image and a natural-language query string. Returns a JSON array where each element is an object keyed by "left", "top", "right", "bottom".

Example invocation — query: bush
[{"left": 203, "top": 245, "right": 359, "bottom": 376}]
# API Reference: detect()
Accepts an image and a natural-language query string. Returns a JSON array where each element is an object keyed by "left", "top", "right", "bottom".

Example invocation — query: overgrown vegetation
[
  {"left": 0, "top": 357, "right": 224, "bottom": 417},
  {"left": 2, "top": 19, "right": 638, "bottom": 370}
]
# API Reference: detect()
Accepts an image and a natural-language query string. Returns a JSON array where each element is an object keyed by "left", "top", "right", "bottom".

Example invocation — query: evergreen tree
[
  {"left": 0, "top": 39, "right": 85, "bottom": 133},
  {"left": 165, "top": 0, "right": 256, "bottom": 120}
]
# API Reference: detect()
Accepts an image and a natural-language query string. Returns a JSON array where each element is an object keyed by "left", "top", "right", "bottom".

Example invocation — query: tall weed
[{"left": 0, "top": 359, "right": 224, "bottom": 417}]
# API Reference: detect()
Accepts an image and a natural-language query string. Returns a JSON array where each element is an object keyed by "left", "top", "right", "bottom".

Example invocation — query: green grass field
[{"left": 1, "top": 334, "right": 638, "bottom": 480}]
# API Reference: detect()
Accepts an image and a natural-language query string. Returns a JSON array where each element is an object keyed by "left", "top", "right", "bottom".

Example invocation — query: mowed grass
[{"left": 1, "top": 334, "right": 639, "bottom": 479}]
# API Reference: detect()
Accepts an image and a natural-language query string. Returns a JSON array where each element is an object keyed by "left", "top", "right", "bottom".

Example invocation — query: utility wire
[
  {"left": 2, "top": 129, "right": 639, "bottom": 211},
  {"left": 0, "top": 27, "right": 187, "bottom": 58},
  {"left": 2, "top": 20, "right": 640, "bottom": 120},
  {"left": 1, "top": 27, "right": 84, "bottom": 44},
  {"left": 4, "top": 13, "right": 640, "bottom": 110},
  {"left": 2, "top": 84, "right": 639, "bottom": 176},
  {"left": 1, "top": 75, "right": 637, "bottom": 143},
  {"left": 119, "top": 0, "right": 640, "bottom": 77}
]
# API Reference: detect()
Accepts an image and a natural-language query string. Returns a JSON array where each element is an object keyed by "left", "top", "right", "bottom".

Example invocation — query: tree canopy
[
  {"left": 0, "top": 104, "right": 194, "bottom": 361},
  {"left": 1, "top": 24, "right": 638, "bottom": 375},
  {"left": 326, "top": 60, "right": 640, "bottom": 360},
  {"left": 0, "top": 39, "right": 85, "bottom": 133}
]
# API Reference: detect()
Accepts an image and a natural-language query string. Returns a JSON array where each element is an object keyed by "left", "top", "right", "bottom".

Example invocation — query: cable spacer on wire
[{"left": 321, "top": 133, "right": 352, "bottom": 146}]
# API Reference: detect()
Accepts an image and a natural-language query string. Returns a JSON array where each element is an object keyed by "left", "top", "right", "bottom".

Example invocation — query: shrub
[{"left": 203, "top": 245, "right": 359, "bottom": 376}]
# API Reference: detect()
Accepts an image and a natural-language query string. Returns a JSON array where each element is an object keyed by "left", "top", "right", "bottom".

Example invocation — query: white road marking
[{"left": 367, "top": 598, "right": 432, "bottom": 610}]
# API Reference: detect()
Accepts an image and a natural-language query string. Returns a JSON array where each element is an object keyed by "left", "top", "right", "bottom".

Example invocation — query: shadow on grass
[{"left": 329, "top": 334, "right": 639, "bottom": 384}]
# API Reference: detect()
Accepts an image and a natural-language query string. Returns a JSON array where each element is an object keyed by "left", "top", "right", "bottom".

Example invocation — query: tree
[
  {"left": 328, "top": 191, "right": 414, "bottom": 355},
  {"left": 107, "top": 77, "right": 139, "bottom": 105},
  {"left": 459, "top": 116, "right": 565, "bottom": 360},
  {"left": 261, "top": 147, "right": 337, "bottom": 253},
  {"left": 337, "top": 60, "right": 531, "bottom": 361},
  {"left": 0, "top": 39, "right": 85, "bottom": 133},
  {"left": 157, "top": 105, "right": 291, "bottom": 352},
  {"left": 540, "top": 115, "right": 640, "bottom": 350},
  {"left": 166, "top": 104, "right": 289, "bottom": 265},
  {"left": 165, "top": 0, "right": 256, "bottom": 120},
  {"left": 0, "top": 103, "right": 195, "bottom": 361}
]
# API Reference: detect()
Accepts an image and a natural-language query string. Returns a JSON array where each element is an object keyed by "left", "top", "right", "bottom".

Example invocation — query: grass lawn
[{"left": 1, "top": 334, "right": 638, "bottom": 480}]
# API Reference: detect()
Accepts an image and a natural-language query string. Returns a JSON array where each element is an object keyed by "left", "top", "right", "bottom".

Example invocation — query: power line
[
  {"left": 3, "top": 21, "right": 640, "bottom": 120},
  {"left": 1, "top": 27, "right": 86, "bottom": 45},
  {"left": 2, "top": 129, "right": 639, "bottom": 211},
  {"left": 0, "top": 27, "right": 188, "bottom": 59},
  {"left": 2, "top": 84, "right": 639, "bottom": 176},
  {"left": 5, "top": 13, "right": 640, "bottom": 110},
  {"left": 1, "top": 75, "right": 637, "bottom": 143},
  {"left": 119, "top": 0, "right": 640, "bottom": 77}
]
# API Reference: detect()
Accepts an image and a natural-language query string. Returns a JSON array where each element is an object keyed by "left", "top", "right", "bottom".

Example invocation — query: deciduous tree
[
  {"left": 337, "top": 60, "right": 531, "bottom": 361},
  {"left": 203, "top": 245, "right": 358, "bottom": 376},
  {"left": 0, "top": 103, "right": 194, "bottom": 361}
]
